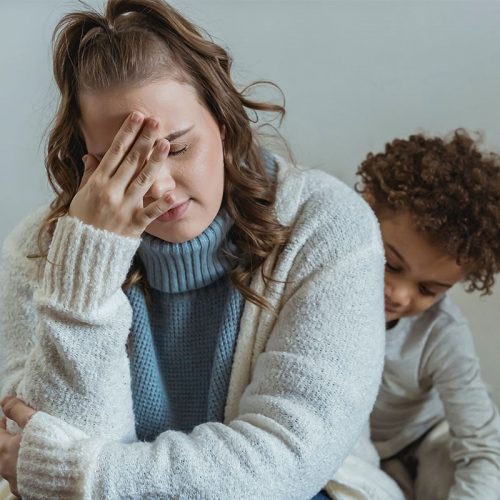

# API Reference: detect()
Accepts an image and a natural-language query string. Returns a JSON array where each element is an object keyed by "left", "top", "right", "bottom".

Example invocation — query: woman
[{"left": 0, "top": 0, "right": 385, "bottom": 498}]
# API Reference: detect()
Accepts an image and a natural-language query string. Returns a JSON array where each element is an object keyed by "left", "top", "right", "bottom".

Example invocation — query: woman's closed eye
[
  {"left": 169, "top": 142, "right": 189, "bottom": 157},
  {"left": 94, "top": 143, "right": 189, "bottom": 162}
]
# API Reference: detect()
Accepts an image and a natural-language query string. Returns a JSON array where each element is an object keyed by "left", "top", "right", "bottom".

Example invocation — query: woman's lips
[{"left": 156, "top": 199, "right": 191, "bottom": 222}]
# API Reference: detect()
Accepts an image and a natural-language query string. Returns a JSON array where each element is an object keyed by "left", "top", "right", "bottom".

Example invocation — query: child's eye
[
  {"left": 385, "top": 262, "right": 401, "bottom": 273},
  {"left": 169, "top": 143, "right": 189, "bottom": 157},
  {"left": 419, "top": 285, "right": 436, "bottom": 297}
]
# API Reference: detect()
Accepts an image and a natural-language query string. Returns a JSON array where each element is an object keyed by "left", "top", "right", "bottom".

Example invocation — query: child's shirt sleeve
[{"left": 422, "top": 317, "right": 500, "bottom": 499}]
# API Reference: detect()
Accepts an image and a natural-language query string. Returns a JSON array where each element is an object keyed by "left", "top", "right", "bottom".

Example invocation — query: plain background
[{"left": 1, "top": 0, "right": 499, "bottom": 406}]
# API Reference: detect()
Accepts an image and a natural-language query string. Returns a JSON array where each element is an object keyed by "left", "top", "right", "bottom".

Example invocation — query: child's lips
[{"left": 385, "top": 303, "right": 399, "bottom": 314}]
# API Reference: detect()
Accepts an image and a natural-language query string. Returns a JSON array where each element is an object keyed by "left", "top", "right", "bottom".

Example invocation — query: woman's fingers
[
  {"left": 78, "top": 154, "right": 100, "bottom": 191},
  {"left": 0, "top": 397, "right": 36, "bottom": 430},
  {"left": 126, "top": 139, "right": 170, "bottom": 198},
  {"left": 110, "top": 117, "right": 161, "bottom": 189},
  {"left": 97, "top": 111, "right": 145, "bottom": 178},
  {"left": 69, "top": 111, "right": 173, "bottom": 238},
  {"left": 140, "top": 194, "right": 176, "bottom": 226}
]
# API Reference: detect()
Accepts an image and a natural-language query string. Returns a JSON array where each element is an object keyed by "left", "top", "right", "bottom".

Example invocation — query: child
[{"left": 358, "top": 130, "right": 500, "bottom": 499}]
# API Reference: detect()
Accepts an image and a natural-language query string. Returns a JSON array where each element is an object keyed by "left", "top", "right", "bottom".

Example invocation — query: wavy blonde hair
[{"left": 32, "top": 0, "right": 291, "bottom": 310}]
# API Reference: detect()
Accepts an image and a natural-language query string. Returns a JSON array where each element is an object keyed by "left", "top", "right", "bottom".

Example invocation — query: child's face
[
  {"left": 378, "top": 211, "right": 465, "bottom": 323},
  {"left": 78, "top": 78, "right": 225, "bottom": 243}
]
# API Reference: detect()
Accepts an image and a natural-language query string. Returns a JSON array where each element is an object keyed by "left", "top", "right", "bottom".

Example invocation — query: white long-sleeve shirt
[
  {"left": 0, "top": 157, "right": 386, "bottom": 500},
  {"left": 371, "top": 295, "right": 500, "bottom": 499}
]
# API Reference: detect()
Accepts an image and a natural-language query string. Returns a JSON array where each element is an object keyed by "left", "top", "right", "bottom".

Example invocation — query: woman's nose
[{"left": 144, "top": 169, "right": 176, "bottom": 200}]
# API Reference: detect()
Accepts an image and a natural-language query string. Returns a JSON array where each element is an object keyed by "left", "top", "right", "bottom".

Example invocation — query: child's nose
[{"left": 388, "top": 283, "right": 412, "bottom": 308}]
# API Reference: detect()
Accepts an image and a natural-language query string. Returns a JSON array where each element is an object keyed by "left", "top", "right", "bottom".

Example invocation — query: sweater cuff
[
  {"left": 17, "top": 412, "right": 100, "bottom": 500},
  {"left": 40, "top": 215, "right": 140, "bottom": 314}
]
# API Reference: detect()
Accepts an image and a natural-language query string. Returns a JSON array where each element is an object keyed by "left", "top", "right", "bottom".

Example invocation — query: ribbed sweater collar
[{"left": 137, "top": 210, "right": 236, "bottom": 293}]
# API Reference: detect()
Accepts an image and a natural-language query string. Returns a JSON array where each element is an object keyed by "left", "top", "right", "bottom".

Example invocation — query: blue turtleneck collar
[{"left": 137, "top": 210, "right": 236, "bottom": 294}]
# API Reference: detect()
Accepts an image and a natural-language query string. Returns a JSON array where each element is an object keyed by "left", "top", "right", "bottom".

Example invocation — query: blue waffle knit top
[{"left": 126, "top": 210, "right": 244, "bottom": 441}]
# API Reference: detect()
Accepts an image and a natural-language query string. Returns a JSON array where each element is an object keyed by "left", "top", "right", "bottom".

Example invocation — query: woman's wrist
[
  {"left": 17, "top": 411, "right": 98, "bottom": 500},
  {"left": 38, "top": 214, "right": 140, "bottom": 315}
]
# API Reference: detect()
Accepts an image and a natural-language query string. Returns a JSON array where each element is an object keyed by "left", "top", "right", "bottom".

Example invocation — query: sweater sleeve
[
  {"left": 15, "top": 209, "right": 386, "bottom": 499},
  {"left": 0, "top": 212, "right": 140, "bottom": 441},
  {"left": 422, "top": 319, "right": 500, "bottom": 499}
]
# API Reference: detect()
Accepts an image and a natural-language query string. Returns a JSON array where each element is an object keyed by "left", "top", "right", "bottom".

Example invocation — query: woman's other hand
[
  {"left": 0, "top": 396, "right": 37, "bottom": 498},
  {"left": 69, "top": 111, "right": 175, "bottom": 238}
]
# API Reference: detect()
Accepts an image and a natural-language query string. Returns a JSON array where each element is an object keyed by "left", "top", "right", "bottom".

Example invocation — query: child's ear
[{"left": 362, "top": 190, "right": 376, "bottom": 206}]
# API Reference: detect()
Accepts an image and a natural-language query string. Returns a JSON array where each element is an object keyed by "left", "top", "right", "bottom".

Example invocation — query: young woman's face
[
  {"left": 78, "top": 79, "right": 225, "bottom": 243},
  {"left": 379, "top": 211, "right": 465, "bottom": 324}
]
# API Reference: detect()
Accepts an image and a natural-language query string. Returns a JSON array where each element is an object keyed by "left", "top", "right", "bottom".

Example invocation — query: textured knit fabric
[
  {"left": 136, "top": 210, "right": 237, "bottom": 294},
  {"left": 128, "top": 210, "right": 244, "bottom": 440},
  {"left": 371, "top": 295, "right": 500, "bottom": 499},
  {"left": 128, "top": 278, "right": 244, "bottom": 439},
  {"left": 0, "top": 156, "right": 386, "bottom": 499}
]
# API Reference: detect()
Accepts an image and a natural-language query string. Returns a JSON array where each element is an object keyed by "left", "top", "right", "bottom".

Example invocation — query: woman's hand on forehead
[{"left": 69, "top": 112, "right": 175, "bottom": 239}]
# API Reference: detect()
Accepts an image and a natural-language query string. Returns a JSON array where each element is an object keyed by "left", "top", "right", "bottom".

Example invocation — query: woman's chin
[{"left": 144, "top": 217, "right": 210, "bottom": 243}]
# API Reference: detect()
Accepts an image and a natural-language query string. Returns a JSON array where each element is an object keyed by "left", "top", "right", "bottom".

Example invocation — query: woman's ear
[{"left": 220, "top": 124, "right": 226, "bottom": 142}]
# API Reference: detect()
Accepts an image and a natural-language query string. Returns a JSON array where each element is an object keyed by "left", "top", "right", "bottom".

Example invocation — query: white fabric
[
  {"left": 0, "top": 157, "right": 386, "bottom": 499},
  {"left": 326, "top": 426, "right": 405, "bottom": 500},
  {"left": 0, "top": 480, "right": 15, "bottom": 500}
]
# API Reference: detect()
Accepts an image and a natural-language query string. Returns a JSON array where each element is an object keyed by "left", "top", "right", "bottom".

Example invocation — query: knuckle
[
  {"left": 141, "top": 130, "right": 155, "bottom": 142},
  {"left": 134, "top": 171, "right": 152, "bottom": 188},
  {"left": 97, "top": 188, "right": 118, "bottom": 207},
  {"left": 127, "top": 149, "right": 142, "bottom": 164},
  {"left": 152, "top": 201, "right": 167, "bottom": 217},
  {"left": 110, "top": 141, "right": 126, "bottom": 156},
  {"left": 124, "top": 122, "right": 136, "bottom": 134}
]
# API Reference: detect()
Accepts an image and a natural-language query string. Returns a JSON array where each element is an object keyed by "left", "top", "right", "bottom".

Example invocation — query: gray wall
[{"left": 1, "top": 0, "right": 499, "bottom": 405}]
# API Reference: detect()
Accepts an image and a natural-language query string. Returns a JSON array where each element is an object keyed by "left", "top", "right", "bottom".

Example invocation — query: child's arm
[{"left": 423, "top": 318, "right": 500, "bottom": 498}]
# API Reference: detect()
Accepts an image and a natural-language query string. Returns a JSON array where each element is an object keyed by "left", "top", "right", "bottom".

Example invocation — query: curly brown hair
[
  {"left": 29, "top": 0, "right": 291, "bottom": 311},
  {"left": 356, "top": 129, "right": 500, "bottom": 295}
]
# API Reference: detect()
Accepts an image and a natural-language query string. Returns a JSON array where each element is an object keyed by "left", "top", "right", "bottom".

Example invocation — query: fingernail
[
  {"left": 158, "top": 140, "right": 169, "bottom": 153},
  {"left": 131, "top": 112, "right": 143, "bottom": 123}
]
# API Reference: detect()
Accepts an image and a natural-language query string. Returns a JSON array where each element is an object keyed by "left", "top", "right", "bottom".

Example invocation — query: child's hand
[{"left": 69, "top": 112, "right": 174, "bottom": 239}]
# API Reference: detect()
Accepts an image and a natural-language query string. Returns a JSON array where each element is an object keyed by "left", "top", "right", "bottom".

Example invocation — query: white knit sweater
[{"left": 0, "top": 157, "right": 385, "bottom": 499}]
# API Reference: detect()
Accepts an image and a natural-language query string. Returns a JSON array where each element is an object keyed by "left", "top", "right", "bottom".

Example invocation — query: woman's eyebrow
[
  {"left": 95, "top": 125, "right": 194, "bottom": 157},
  {"left": 165, "top": 125, "right": 194, "bottom": 142}
]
